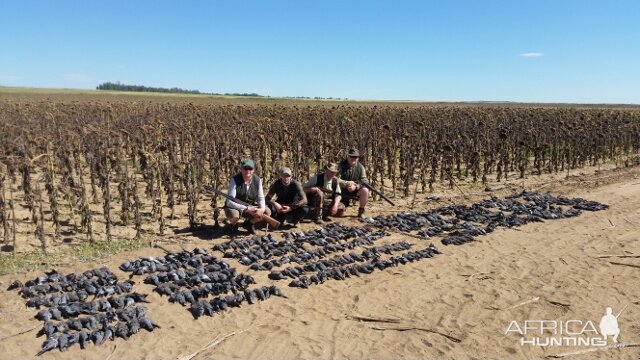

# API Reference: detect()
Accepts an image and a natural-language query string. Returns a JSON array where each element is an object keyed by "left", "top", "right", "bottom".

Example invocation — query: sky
[{"left": 1, "top": 0, "right": 639, "bottom": 103}]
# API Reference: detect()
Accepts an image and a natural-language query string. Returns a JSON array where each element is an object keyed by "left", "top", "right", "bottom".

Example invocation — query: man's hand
[
  {"left": 245, "top": 206, "right": 264, "bottom": 218},
  {"left": 330, "top": 203, "right": 339, "bottom": 216},
  {"left": 274, "top": 203, "right": 291, "bottom": 213},
  {"left": 346, "top": 181, "right": 357, "bottom": 192}
]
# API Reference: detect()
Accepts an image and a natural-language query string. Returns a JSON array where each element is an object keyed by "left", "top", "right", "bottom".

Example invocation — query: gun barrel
[
  {"left": 359, "top": 181, "right": 395, "bottom": 206},
  {"left": 202, "top": 184, "right": 251, "bottom": 207}
]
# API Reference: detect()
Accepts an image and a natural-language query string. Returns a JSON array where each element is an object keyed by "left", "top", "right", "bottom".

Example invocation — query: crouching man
[
  {"left": 303, "top": 162, "right": 345, "bottom": 224},
  {"left": 224, "top": 158, "right": 271, "bottom": 234},
  {"left": 266, "top": 167, "right": 308, "bottom": 228}
]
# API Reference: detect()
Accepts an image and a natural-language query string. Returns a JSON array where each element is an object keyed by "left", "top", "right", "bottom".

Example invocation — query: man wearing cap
[
  {"left": 265, "top": 167, "right": 308, "bottom": 227},
  {"left": 224, "top": 158, "right": 271, "bottom": 234},
  {"left": 303, "top": 162, "right": 345, "bottom": 224},
  {"left": 338, "top": 148, "right": 369, "bottom": 219}
]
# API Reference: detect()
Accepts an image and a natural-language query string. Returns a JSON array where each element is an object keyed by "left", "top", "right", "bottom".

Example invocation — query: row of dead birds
[
  {"left": 208, "top": 222, "right": 444, "bottom": 290},
  {"left": 212, "top": 224, "right": 371, "bottom": 256},
  {"left": 249, "top": 229, "right": 390, "bottom": 271},
  {"left": 267, "top": 241, "right": 413, "bottom": 280},
  {"left": 7, "top": 267, "right": 125, "bottom": 301},
  {"left": 36, "top": 313, "right": 160, "bottom": 355},
  {"left": 189, "top": 285, "right": 285, "bottom": 319},
  {"left": 120, "top": 248, "right": 285, "bottom": 317},
  {"left": 368, "top": 191, "right": 608, "bottom": 246},
  {"left": 287, "top": 243, "right": 442, "bottom": 288},
  {"left": 119, "top": 247, "right": 219, "bottom": 275},
  {"left": 213, "top": 224, "right": 390, "bottom": 269},
  {"left": 7, "top": 268, "right": 157, "bottom": 355}
]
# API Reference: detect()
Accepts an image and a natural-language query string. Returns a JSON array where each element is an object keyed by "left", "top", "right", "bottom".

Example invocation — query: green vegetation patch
[{"left": 0, "top": 238, "right": 149, "bottom": 276}]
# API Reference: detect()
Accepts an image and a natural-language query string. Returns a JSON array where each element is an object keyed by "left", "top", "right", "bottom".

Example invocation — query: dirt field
[{"left": 1, "top": 160, "right": 639, "bottom": 359}]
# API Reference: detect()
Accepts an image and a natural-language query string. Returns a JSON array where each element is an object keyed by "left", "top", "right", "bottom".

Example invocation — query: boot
[
  {"left": 313, "top": 206, "right": 324, "bottom": 224},
  {"left": 242, "top": 221, "right": 257, "bottom": 235},
  {"left": 225, "top": 223, "right": 238, "bottom": 235}
]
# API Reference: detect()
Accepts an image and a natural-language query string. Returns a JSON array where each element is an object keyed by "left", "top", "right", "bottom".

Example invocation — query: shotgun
[
  {"left": 358, "top": 180, "right": 395, "bottom": 206},
  {"left": 277, "top": 203, "right": 321, "bottom": 211},
  {"left": 202, "top": 184, "right": 281, "bottom": 229}
]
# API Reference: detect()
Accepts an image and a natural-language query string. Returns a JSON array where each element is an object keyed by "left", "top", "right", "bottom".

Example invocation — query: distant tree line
[
  {"left": 97, "top": 82, "right": 267, "bottom": 97},
  {"left": 96, "top": 82, "right": 203, "bottom": 94},
  {"left": 287, "top": 96, "right": 348, "bottom": 100},
  {"left": 96, "top": 82, "right": 349, "bottom": 100}
]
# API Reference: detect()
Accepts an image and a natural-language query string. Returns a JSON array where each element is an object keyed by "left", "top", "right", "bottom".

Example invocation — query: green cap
[{"left": 241, "top": 159, "right": 255, "bottom": 169}]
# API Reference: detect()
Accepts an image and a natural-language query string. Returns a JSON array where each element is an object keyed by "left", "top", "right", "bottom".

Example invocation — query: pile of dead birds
[
  {"left": 368, "top": 191, "right": 609, "bottom": 245},
  {"left": 119, "top": 248, "right": 285, "bottom": 319},
  {"left": 5, "top": 191, "right": 609, "bottom": 355},
  {"left": 6, "top": 267, "right": 158, "bottom": 355}
]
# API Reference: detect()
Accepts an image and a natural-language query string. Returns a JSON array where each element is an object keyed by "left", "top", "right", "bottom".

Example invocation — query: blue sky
[{"left": 1, "top": 1, "right": 639, "bottom": 103}]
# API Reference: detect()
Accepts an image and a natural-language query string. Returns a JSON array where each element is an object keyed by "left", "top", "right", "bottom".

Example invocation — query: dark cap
[
  {"left": 241, "top": 159, "right": 255, "bottom": 169},
  {"left": 325, "top": 162, "right": 339, "bottom": 173},
  {"left": 348, "top": 148, "right": 360, "bottom": 157}
]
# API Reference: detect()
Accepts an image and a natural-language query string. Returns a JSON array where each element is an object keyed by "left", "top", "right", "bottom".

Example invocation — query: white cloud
[
  {"left": 520, "top": 52, "right": 544, "bottom": 58},
  {"left": 64, "top": 73, "right": 94, "bottom": 83}
]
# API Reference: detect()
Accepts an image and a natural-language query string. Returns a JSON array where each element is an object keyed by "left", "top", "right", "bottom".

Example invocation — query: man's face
[
  {"left": 347, "top": 155, "right": 359, "bottom": 167},
  {"left": 326, "top": 170, "right": 336, "bottom": 180},
  {"left": 241, "top": 166, "right": 255, "bottom": 180},
  {"left": 281, "top": 174, "right": 292, "bottom": 186}
]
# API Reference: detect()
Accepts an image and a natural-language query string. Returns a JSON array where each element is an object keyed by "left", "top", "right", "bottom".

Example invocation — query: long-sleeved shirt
[{"left": 226, "top": 176, "right": 266, "bottom": 212}]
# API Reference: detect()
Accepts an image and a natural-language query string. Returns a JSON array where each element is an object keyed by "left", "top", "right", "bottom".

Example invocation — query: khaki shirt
[{"left": 303, "top": 174, "right": 342, "bottom": 196}]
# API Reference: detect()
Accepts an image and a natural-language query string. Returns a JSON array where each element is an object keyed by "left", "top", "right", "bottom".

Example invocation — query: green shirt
[{"left": 338, "top": 160, "right": 368, "bottom": 189}]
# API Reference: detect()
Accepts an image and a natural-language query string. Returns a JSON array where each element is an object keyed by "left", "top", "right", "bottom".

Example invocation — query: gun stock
[
  {"left": 202, "top": 184, "right": 281, "bottom": 229},
  {"left": 260, "top": 213, "right": 281, "bottom": 229},
  {"left": 359, "top": 181, "right": 395, "bottom": 206}
]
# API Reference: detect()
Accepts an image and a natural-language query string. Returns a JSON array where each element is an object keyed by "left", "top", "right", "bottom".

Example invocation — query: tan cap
[
  {"left": 325, "top": 162, "right": 339, "bottom": 173},
  {"left": 279, "top": 167, "right": 292, "bottom": 176}
]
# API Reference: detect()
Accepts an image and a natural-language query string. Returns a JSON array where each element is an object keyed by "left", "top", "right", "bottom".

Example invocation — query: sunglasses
[
  {"left": 348, "top": 155, "right": 359, "bottom": 159},
  {"left": 242, "top": 166, "right": 254, "bottom": 170}
]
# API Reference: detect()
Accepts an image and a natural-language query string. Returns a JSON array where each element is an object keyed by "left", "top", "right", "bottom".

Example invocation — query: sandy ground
[{"left": 1, "top": 165, "right": 640, "bottom": 360}]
